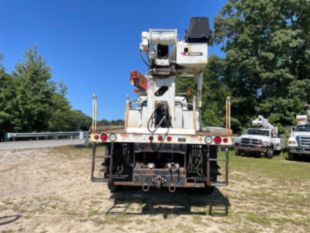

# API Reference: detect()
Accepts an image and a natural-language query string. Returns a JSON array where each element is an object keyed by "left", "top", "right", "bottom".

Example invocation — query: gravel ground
[{"left": 0, "top": 146, "right": 309, "bottom": 233}]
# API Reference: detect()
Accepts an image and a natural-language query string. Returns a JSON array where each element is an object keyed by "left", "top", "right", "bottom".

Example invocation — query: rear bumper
[
  {"left": 90, "top": 132, "right": 233, "bottom": 146},
  {"left": 289, "top": 147, "right": 310, "bottom": 155}
]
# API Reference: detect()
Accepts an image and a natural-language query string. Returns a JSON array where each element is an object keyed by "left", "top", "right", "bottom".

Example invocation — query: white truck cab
[
  {"left": 288, "top": 124, "right": 310, "bottom": 159},
  {"left": 235, "top": 128, "right": 284, "bottom": 158}
]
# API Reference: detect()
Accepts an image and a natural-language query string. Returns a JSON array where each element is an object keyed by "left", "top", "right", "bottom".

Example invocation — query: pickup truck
[
  {"left": 235, "top": 128, "right": 284, "bottom": 158},
  {"left": 287, "top": 124, "right": 310, "bottom": 160}
]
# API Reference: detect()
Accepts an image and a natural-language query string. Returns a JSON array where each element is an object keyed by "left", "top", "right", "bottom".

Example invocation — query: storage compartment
[{"left": 176, "top": 41, "right": 208, "bottom": 70}]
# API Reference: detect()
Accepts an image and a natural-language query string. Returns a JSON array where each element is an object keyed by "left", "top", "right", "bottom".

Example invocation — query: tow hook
[{"left": 168, "top": 183, "right": 177, "bottom": 193}]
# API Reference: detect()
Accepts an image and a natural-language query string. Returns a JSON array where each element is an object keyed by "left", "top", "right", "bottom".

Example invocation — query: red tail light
[
  {"left": 149, "top": 136, "right": 154, "bottom": 141},
  {"left": 94, "top": 134, "right": 99, "bottom": 140},
  {"left": 101, "top": 134, "right": 108, "bottom": 142},
  {"left": 158, "top": 135, "right": 163, "bottom": 141},
  {"left": 223, "top": 138, "right": 228, "bottom": 143},
  {"left": 214, "top": 136, "right": 222, "bottom": 145},
  {"left": 167, "top": 136, "right": 172, "bottom": 142}
]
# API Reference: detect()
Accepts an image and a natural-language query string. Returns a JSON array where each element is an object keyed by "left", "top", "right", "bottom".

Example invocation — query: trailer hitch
[{"left": 152, "top": 175, "right": 167, "bottom": 189}]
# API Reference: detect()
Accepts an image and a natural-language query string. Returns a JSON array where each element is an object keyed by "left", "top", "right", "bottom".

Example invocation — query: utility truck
[
  {"left": 90, "top": 17, "right": 233, "bottom": 192},
  {"left": 235, "top": 116, "right": 284, "bottom": 158},
  {"left": 287, "top": 105, "right": 310, "bottom": 160}
]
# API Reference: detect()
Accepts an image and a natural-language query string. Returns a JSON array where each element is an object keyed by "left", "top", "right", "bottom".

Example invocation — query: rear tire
[{"left": 288, "top": 153, "right": 295, "bottom": 160}]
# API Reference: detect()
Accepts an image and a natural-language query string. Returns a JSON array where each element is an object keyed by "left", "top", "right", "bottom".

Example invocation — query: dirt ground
[{"left": 0, "top": 146, "right": 309, "bottom": 233}]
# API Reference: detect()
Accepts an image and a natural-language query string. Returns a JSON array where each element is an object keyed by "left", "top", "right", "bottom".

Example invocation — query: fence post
[{"left": 79, "top": 131, "right": 84, "bottom": 139}]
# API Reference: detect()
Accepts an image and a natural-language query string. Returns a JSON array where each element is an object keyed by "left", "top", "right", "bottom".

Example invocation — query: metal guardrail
[{"left": 5, "top": 131, "right": 87, "bottom": 141}]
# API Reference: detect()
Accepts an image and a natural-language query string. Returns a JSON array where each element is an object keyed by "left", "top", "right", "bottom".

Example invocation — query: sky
[{"left": 0, "top": 0, "right": 227, "bottom": 120}]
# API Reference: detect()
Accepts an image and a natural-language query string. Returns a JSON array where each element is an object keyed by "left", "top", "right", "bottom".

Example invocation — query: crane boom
[{"left": 252, "top": 115, "right": 278, "bottom": 134}]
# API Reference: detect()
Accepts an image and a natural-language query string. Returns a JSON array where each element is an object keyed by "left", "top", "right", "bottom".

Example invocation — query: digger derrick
[{"left": 90, "top": 17, "right": 232, "bottom": 192}]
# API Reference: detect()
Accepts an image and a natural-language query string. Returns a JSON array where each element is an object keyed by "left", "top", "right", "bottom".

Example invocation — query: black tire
[
  {"left": 288, "top": 153, "right": 294, "bottom": 160},
  {"left": 235, "top": 149, "right": 240, "bottom": 156},
  {"left": 108, "top": 182, "right": 118, "bottom": 192},
  {"left": 258, "top": 152, "right": 265, "bottom": 158},
  {"left": 265, "top": 148, "right": 274, "bottom": 159}
]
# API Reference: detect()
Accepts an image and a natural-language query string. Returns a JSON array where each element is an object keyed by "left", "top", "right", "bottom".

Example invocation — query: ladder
[
  {"left": 90, "top": 143, "right": 111, "bottom": 182},
  {"left": 206, "top": 146, "right": 229, "bottom": 187}
]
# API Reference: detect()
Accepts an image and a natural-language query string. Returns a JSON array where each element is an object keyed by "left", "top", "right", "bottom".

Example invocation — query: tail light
[
  {"left": 101, "top": 134, "right": 108, "bottom": 142},
  {"left": 167, "top": 136, "right": 172, "bottom": 142},
  {"left": 214, "top": 136, "right": 222, "bottom": 145},
  {"left": 149, "top": 136, "right": 154, "bottom": 141},
  {"left": 158, "top": 135, "right": 163, "bottom": 141},
  {"left": 223, "top": 138, "right": 228, "bottom": 143},
  {"left": 94, "top": 134, "right": 100, "bottom": 140}
]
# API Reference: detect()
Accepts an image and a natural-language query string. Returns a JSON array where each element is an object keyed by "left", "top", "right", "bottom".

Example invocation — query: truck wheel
[
  {"left": 265, "top": 148, "right": 274, "bottom": 159},
  {"left": 108, "top": 182, "right": 118, "bottom": 192},
  {"left": 288, "top": 153, "right": 294, "bottom": 160}
]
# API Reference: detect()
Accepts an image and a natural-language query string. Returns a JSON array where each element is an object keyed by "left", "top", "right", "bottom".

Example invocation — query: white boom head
[
  {"left": 252, "top": 115, "right": 278, "bottom": 135},
  {"left": 295, "top": 104, "right": 310, "bottom": 125},
  {"left": 139, "top": 17, "right": 211, "bottom": 77},
  {"left": 296, "top": 115, "right": 308, "bottom": 125}
]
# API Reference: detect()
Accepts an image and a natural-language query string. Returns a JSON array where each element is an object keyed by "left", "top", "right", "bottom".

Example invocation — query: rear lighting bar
[
  {"left": 93, "top": 133, "right": 117, "bottom": 142},
  {"left": 205, "top": 136, "right": 229, "bottom": 145},
  {"left": 93, "top": 133, "right": 230, "bottom": 145}
]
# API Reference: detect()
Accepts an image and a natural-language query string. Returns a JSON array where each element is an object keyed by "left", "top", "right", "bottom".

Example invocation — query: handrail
[{"left": 6, "top": 131, "right": 87, "bottom": 141}]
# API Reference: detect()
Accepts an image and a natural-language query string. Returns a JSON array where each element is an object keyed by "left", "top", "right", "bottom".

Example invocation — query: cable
[
  {"left": 146, "top": 102, "right": 172, "bottom": 152},
  {"left": 140, "top": 50, "right": 150, "bottom": 67}
]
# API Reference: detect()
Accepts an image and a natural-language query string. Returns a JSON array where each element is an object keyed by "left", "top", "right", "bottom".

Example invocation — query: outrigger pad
[{"left": 185, "top": 17, "right": 212, "bottom": 43}]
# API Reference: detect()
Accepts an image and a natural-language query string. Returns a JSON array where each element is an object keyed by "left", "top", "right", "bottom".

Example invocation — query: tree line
[
  {"left": 178, "top": 0, "right": 309, "bottom": 134},
  {"left": 0, "top": 48, "right": 123, "bottom": 141}
]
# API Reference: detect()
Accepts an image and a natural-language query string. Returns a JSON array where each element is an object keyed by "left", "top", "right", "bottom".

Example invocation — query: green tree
[
  {"left": 0, "top": 56, "right": 18, "bottom": 139},
  {"left": 202, "top": 55, "right": 230, "bottom": 128},
  {"left": 0, "top": 49, "right": 93, "bottom": 137},
  {"left": 13, "top": 48, "right": 55, "bottom": 132},
  {"left": 214, "top": 0, "right": 310, "bottom": 133},
  {"left": 47, "top": 82, "right": 72, "bottom": 131},
  {"left": 69, "top": 110, "right": 92, "bottom": 131}
]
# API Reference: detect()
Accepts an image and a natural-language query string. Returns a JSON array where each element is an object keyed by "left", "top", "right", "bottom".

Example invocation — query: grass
[
  {"left": 246, "top": 213, "right": 271, "bottom": 226},
  {"left": 218, "top": 151, "right": 310, "bottom": 231},
  {"left": 219, "top": 151, "right": 310, "bottom": 182}
]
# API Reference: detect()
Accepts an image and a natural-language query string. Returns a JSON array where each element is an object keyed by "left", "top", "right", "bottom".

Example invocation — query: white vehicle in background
[
  {"left": 235, "top": 116, "right": 284, "bottom": 158},
  {"left": 287, "top": 105, "right": 310, "bottom": 160}
]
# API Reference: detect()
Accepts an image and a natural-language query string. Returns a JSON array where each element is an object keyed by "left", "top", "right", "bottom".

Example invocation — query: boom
[{"left": 252, "top": 115, "right": 278, "bottom": 134}]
